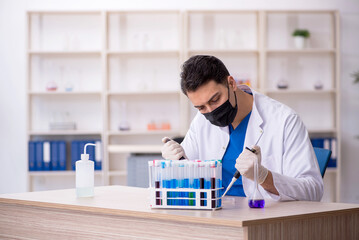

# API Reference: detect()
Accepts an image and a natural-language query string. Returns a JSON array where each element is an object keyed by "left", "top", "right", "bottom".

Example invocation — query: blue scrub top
[{"left": 222, "top": 111, "right": 252, "bottom": 196}]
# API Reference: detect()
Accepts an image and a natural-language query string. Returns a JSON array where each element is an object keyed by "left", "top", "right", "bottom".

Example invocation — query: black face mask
[{"left": 203, "top": 87, "right": 238, "bottom": 127}]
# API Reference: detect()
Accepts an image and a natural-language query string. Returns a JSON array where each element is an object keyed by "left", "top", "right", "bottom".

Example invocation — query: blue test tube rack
[{"left": 148, "top": 159, "right": 223, "bottom": 210}]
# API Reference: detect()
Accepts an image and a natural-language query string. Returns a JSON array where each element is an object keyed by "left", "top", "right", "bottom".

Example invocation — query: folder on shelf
[
  {"left": 88, "top": 140, "right": 95, "bottom": 166},
  {"left": 58, "top": 141, "right": 67, "bottom": 171},
  {"left": 51, "top": 141, "right": 59, "bottom": 171},
  {"left": 71, "top": 141, "right": 79, "bottom": 171},
  {"left": 28, "top": 141, "right": 36, "bottom": 171},
  {"left": 95, "top": 140, "right": 102, "bottom": 171},
  {"left": 43, "top": 141, "right": 51, "bottom": 171},
  {"left": 329, "top": 139, "right": 337, "bottom": 168},
  {"left": 35, "top": 141, "right": 43, "bottom": 171}
]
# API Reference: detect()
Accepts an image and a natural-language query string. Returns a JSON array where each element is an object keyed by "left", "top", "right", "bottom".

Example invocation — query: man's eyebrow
[{"left": 194, "top": 92, "right": 220, "bottom": 108}]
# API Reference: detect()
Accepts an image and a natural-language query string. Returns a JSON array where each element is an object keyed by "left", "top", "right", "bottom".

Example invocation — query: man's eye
[{"left": 210, "top": 98, "right": 219, "bottom": 104}]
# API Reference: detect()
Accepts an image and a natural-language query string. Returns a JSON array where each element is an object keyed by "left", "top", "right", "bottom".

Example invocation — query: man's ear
[{"left": 228, "top": 76, "right": 237, "bottom": 90}]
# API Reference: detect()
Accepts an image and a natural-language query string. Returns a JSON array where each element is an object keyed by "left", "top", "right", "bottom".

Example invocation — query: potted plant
[{"left": 292, "top": 29, "right": 310, "bottom": 49}]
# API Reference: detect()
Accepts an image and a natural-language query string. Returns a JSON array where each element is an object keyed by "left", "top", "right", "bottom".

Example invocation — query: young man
[{"left": 161, "top": 55, "right": 323, "bottom": 201}]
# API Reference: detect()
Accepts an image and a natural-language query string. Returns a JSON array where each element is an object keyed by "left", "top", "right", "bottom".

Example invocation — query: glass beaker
[{"left": 248, "top": 157, "right": 265, "bottom": 208}]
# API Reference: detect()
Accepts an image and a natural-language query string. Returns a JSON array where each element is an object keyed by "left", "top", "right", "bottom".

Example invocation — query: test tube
[
  {"left": 183, "top": 161, "right": 189, "bottom": 205},
  {"left": 171, "top": 161, "right": 178, "bottom": 202},
  {"left": 183, "top": 161, "right": 190, "bottom": 188},
  {"left": 188, "top": 161, "right": 195, "bottom": 206},
  {"left": 210, "top": 161, "right": 216, "bottom": 189},
  {"left": 171, "top": 161, "right": 178, "bottom": 189},
  {"left": 148, "top": 161, "right": 154, "bottom": 188},
  {"left": 188, "top": 161, "right": 194, "bottom": 188},
  {"left": 199, "top": 161, "right": 205, "bottom": 189},
  {"left": 154, "top": 160, "right": 162, "bottom": 206},
  {"left": 193, "top": 160, "right": 200, "bottom": 189},
  {"left": 178, "top": 161, "right": 184, "bottom": 188},
  {"left": 177, "top": 161, "right": 184, "bottom": 206},
  {"left": 161, "top": 161, "right": 167, "bottom": 188},
  {"left": 154, "top": 160, "right": 161, "bottom": 188},
  {"left": 205, "top": 161, "right": 211, "bottom": 189}
]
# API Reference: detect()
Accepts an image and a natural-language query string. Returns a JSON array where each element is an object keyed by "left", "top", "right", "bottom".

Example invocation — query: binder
[
  {"left": 88, "top": 140, "right": 95, "bottom": 166},
  {"left": 71, "top": 141, "right": 79, "bottom": 170},
  {"left": 28, "top": 141, "right": 36, "bottom": 171},
  {"left": 51, "top": 141, "right": 59, "bottom": 171},
  {"left": 311, "top": 138, "right": 324, "bottom": 148},
  {"left": 329, "top": 138, "right": 337, "bottom": 168},
  {"left": 43, "top": 141, "right": 51, "bottom": 171},
  {"left": 58, "top": 141, "right": 66, "bottom": 171},
  {"left": 95, "top": 140, "right": 102, "bottom": 171},
  {"left": 35, "top": 141, "right": 43, "bottom": 171}
]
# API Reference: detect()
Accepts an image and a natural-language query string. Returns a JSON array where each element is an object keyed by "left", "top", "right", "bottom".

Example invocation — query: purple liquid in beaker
[{"left": 248, "top": 199, "right": 265, "bottom": 208}]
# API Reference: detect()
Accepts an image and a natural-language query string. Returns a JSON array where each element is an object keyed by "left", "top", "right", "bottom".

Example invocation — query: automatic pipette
[
  {"left": 221, "top": 147, "right": 257, "bottom": 198},
  {"left": 221, "top": 134, "right": 263, "bottom": 198}
]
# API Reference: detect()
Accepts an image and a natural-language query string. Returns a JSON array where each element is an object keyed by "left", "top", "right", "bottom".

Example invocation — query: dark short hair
[{"left": 180, "top": 55, "right": 230, "bottom": 95}]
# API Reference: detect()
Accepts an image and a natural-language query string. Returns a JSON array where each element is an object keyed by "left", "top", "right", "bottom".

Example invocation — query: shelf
[
  {"left": 265, "top": 10, "right": 337, "bottom": 14},
  {"left": 108, "top": 144, "right": 162, "bottom": 154},
  {"left": 265, "top": 49, "right": 336, "bottom": 54},
  {"left": 108, "top": 130, "right": 180, "bottom": 136},
  {"left": 28, "top": 50, "right": 102, "bottom": 55},
  {"left": 107, "top": 91, "right": 180, "bottom": 96},
  {"left": 107, "top": 50, "right": 180, "bottom": 56},
  {"left": 27, "top": 11, "right": 102, "bottom": 15},
  {"left": 108, "top": 171, "right": 127, "bottom": 177},
  {"left": 29, "top": 171, "right": 103, "bottom": 177},
  {"left": 308, "top": 128, "right": 337, "bottom": 134},
  {"left": 29, "top": 91, "right": 102, "bottom": 96},
  {"left": 29, "top": 130, "right": 102, "bottom": 136},
  {"left": 265, "top": 89, "right": 336, "bottom": 94},
  {"left": 188, "top": 49, "right": 259, "bottom": 54}
]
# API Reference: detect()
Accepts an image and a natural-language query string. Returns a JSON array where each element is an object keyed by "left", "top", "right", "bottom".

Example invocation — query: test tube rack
[
  {"left": 148, "top": 159, "right": 223, "bottom": 210},
  {"left": 149, "top": 187, "right": 223, "bottom": 210}
]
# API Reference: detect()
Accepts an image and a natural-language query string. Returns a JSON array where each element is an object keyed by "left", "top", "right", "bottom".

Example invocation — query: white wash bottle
[{"left": 76, "top": 143, "right": 96, "bottom": 197}]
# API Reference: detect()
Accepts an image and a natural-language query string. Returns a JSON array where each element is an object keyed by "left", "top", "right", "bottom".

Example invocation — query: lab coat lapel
[{"left": 244, "top": 89, "right": 264, "bottom": 149}]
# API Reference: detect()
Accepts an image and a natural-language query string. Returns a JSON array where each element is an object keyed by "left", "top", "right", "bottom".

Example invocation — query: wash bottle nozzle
[{"left": 81, "top": 143, "right": 96, "bottom": 161}]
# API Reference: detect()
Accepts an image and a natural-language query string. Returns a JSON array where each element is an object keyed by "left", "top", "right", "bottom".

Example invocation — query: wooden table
[{"left": 0, "top": 186, "right": 358, "bottom": 240}]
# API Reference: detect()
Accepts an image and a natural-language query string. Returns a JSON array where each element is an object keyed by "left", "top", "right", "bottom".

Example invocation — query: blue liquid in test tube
[
  {"left": 183, "top": 161, "right": 189, "bottom": 206},
  {"left": 193, "top": 161, "right": 200, "bottom": 189},
  {"left": 171, "top": 161, "right": 178, "bottom": 205},
  {"left": 205, "top": 161, "right": 211, "bottom": 189}
]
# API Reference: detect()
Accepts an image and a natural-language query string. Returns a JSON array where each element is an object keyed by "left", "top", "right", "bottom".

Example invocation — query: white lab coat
[{"left": 181, "top": 85, "right": 323, "bottom": 201}]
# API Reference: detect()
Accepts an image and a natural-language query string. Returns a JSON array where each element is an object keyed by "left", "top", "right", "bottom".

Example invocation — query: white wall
[{"left": 1, "top": 0, "right": 359, "bottom": 203}]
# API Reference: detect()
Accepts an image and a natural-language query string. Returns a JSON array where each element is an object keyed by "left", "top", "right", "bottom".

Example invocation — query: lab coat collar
[{"left": 239, "top": 85, "right": 264, "bottom": 148}]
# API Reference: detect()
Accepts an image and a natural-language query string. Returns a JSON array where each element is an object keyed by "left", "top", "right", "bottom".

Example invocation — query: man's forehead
[{"left": 187, "top": 81, "right": 225, "bottom": 106}]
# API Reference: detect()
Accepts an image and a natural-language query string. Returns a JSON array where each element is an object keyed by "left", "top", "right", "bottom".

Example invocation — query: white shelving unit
[
  {"left": 26, "top": 11, "right": 105, "bottom": 191},
  {"left": 26, "top": 10, "right": 187, "bottom": 190},
  {"left": 26, "top": 10, "right": 340, "bottom": 202},
  {"left": 262, "top": 10, "right": 340, "bottom": 202}
]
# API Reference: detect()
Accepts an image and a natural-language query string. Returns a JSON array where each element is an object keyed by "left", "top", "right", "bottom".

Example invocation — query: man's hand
[
  {"left": 161, "top": 137, "right": 187, "bottom": 160},
  {"left": 235, "top": 145, "right": 268, "bottom": 184}
]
